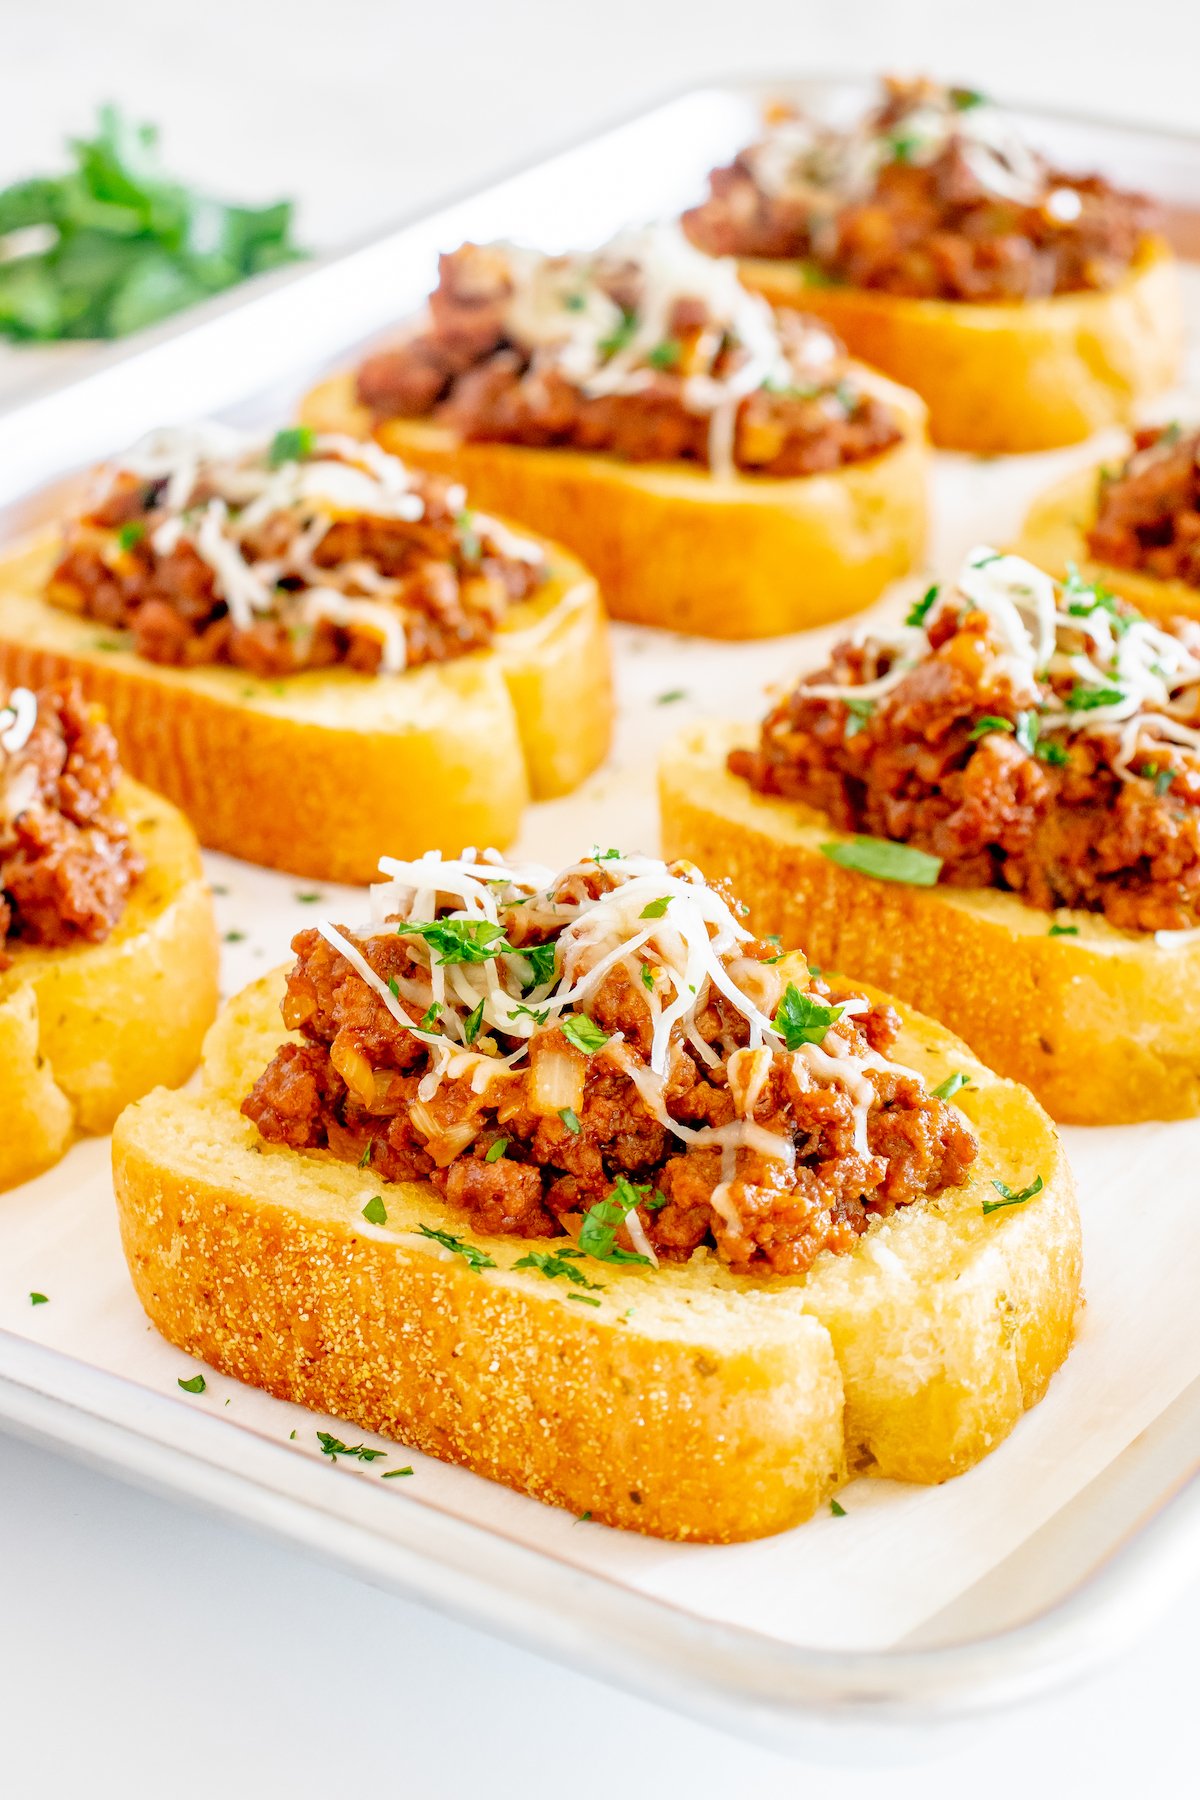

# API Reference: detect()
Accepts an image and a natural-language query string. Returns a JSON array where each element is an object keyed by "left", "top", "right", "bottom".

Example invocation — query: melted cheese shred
[{"left": 794, "top": 547, "right": 1200, "bottom": 779}]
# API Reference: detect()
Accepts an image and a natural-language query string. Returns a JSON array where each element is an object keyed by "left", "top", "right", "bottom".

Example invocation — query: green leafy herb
[
  {"left": 513, "top": 1247, "right": 603, "bottom": 1292},
  {"left": 317, "top": 1431, "right": 386, "bottom": 1463},
  {"left": 639, "top": 896, "right": 672, "bottom": 919},
  {"left": 931, "top": 1071, "right": 971, "bottom": 1101},
  {"left": 0, "top": 106, "right": 305, "bottom": 343},
  {"left": 558, "top": 1107, "right": 581, "bottom": 1135},
  {"left": 387, "top": 975, "right": 401, "bottom": 999},
  {"left": 599, "top": 308, "right": 636, "bottom": 358},
  {"left": 455, "top": 507, "right": 481, "bottom": 562},
  {"left": 362, "top": 1195, "right": 388, "bottom": 1225},
  {"left": 382, "top": 1466, "right": 414, "bottom": 1478},
  {"left": 511, "top": 1003, "right": 549, "bottom": 1026},
  {"left": 485, "top": 1138, "right": 509, "bottom": 1163},
  {"left": 575, "top": 1511, "right": 594, "bottom": 1524},
  {"left": 950, "top": 86, "right": 986, "bottom": 110},
  {"left": 1048, "top": 923, "right": 1079, "bottom": 938},
  {"left": 578, "top": 1177, "right": 654, "bottom": 1266},
  {"left": 983, "top": 1175, "right": 1045, "bottom": 1216},
  {"left": 887, "top": 132, "right": 922, "bottom": 164},
  {"left": 773, "top": 983, "right": 844, "bottom": 1049},
  {"left": 970, "top": 551, "right": 1003, "bottom": 569},
  {"left": 563, "top": 292, "right": 586, "bottom": 312},
  {"left": 177, "top": 1373, "right": 207, "bottom": 1394},
  {"left": 267, "top": 425, "right": 314, "bottom": 467},
  {"left": 591, "top": 846, "right": 622, "bottom": 862},
  {"left": 358, "top": 1140, "right": 374, "bottom": 1168},
  {"left": 402, "top": 918, "right": 511, "bottom": 964},
  {"left": 568, "top": 1292, "right": 603, "bottom": 1306},
  {"left": 116, "top": 520, "right": 145, "bottom": 552},
  {"left": 1036, "top": 738, "right": 1069, "bottom": 768},
  {"left": 29, "top": 1292, "right": 48, "bottom": 1306},
  {"left": 1065, "top": 683, "right": 1126, "bottom": 712},
  {"left": 640, "top": 963, "right": 655, "bottom": 991},
  {"left": 820, "top": 837, "right": 942, "bottom": 886},
  {"left": 518, "top": 940, "right": 558, "bottom": 990},
  {"left": 561, "top": 1014, "right": 609, "bottom": 1055},
  {"left": 1014, "top": 711, "right": 1041, "bottom": 756},
  {"left": 295, "top": 891, "right": 323, "bottom": 904},
  {"left": 416, "top": 1224, "right": 496, "bottom": 1269},
  {"left": 829, "top": 1497, "right": 847, "bottom": 1517},
  {"left": 463, "top": 997, "right": 486, "bottom": 1045},
  {"left": 418, "top": 1002, "right": 442, "bottom": 1032},
  {"left": 968, "top": 714, "right": 1013, "bottom": 742},
  {"left": 844, "top": 696, "right": 875, "bottom": 737},
  {"left": 656, "top": 688, "right": 687, "bottom": 705},
  {"left": 1140, "top": 762, "right": 1175, "bottom": 797},
  {"left": 223, "top": 929, "right": 246, "bottom": 943},
  {"left": 646, "top": 340, "right": 680, "bottom": 370}
]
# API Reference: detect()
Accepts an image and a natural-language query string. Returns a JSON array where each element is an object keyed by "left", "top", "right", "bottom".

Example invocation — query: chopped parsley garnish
[
  {"left": 463, "top": 997, "right": 486, "bottom": 1045},
  {"left": 931, "top": 1071, "right": 971, "bottom": 1101},
  {"left": 578, "top": 1177, "right": 654, "bottom": 1266},
  {"left": 514, "top": 1247, "right": 603, "bottom": 1291},
  {"left": 29, "top": 1292, "right": 48, "bottom": 1306},
  {"left": 358, "top": 1140, "right": 374, "bottom": 1168},
  {"left": 656, "top": 688, "right": 687, "bottom": 705},
  {"left": 568, "top": 1292, "right": 603, "bottom": 1306},
  {"left": 561, "top": 1014, "right": 610, "bottom": 1055},
  {"left": 820, "top": 836, "right": 942, "bottom": 886},
  {"left": 387, "top": 975, "right": 401, "bottom": 999},
  {"left": 1062, "top": 566, "right": 1136, "bottom": 635},
  {"left": 418, "top": 1002, "right": 442, "bottom": 1032},
  {"left": 591, "top": 846, "right": 622, "bottom": 862},
  {"left": 773, "top": 983, "right": 844, "bottom": 1050},
  {"left": 640, "top": 896, "right": 672, "bottom": 919},
  {"left": 640, "top": 963, "right": 655, "bottom": 991},
  {"left": 1065, "top": 682, "right": 1126, "bottom": 712},
  {"left": 362, "top": 1195, "right": 388, "bottom": 1225},
  {"left": 1014, "top": 712, "right": 1040, "bottom": 757},
  {"left": 1036, "top": 738, "right": 1069, "bottom": 768},
  {"left": 844, "top": 697, "right": 875, "bottom": 738},
  {"left": 511, "top": 1003, "right": 550, "bottom": 1026},
  {"left": 1048, "top": 923, "right": 1079, "bottom": 938},
  {"left": 317, "top": 1431, "right": 386, "bottom": 1463},
  {"left": 402, "top": 918, "right": 511, "bottom": 964},
  {"left": 268, "top": 425, "right": 314, "bottom": 467},
  {"left": 1140, "top": 762, "right": 1175, "bottom": 797},
  {"left": 117, "top": 520, "right": 145, "bottom": 552},
  {"left": 646, "top": 340, "right": 680, "bottom": 370},
  {"left": 295, "top": 891, "right": 323, "bottom": 904},
  {"left": 455, "top": 507, "right": 482, "bottom": 562},
  {"left": 563, "top": 292, "right": 586, "bottom": 312},
  {"left": 983, "top": 1175, "right": 1045, "bottom": 1216},
  {"left": 223, "top": 929, "right": 246, "bottom": 943},
  {"left": 599, "top": 309, "right": 636, "bottom": 358},
  {"left": 177, "top": 1373, "right": 207, "bottom": 1394},
  {"left": 968, "top": 714, "right": 1013, "bottom": 741},
  {"left": 485, "top": 1138, "right": 509, "bottom": 1162},
  {"left": 559, "top": 1106, "right": 581, "bottom": 1135},
  {"left": 518, "top": 940, "right": 558, "bottom": 990},
  {"left": 950, "top": 86, "right": 986, "bottom": 110},
  {"left": 382, "top": 1466, "right": 414, "bottom": 1478},
  {"left": 416, "top": 1223, "right": 496, "bottom": 1269},
  {"left": 830, "top": 1497, "right": 847, "bottom": 1517},
  {"left": 970, "top": 552, "right": 1003, "bottom": 569}
]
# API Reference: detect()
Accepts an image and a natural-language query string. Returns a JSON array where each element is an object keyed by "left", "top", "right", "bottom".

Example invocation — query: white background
[{"left": 2, "top": 3, "right": 1199, "bottom": 1792}]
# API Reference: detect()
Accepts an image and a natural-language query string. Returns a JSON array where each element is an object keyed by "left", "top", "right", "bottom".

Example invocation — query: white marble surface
[{"left": 3, "top": 4, "right": 1199, "bottom": 1792}]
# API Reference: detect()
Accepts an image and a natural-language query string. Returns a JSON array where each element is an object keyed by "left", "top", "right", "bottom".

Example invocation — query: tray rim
[{"left": 2, "top": 71, "right": 1200, "bottom": 1744}]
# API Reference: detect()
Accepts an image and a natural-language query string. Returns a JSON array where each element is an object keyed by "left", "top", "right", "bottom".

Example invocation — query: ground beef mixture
[
  {"left": 683, "top": 78, "right": 1156, "bottom": 303},
  {"left": 0, "top": 683, "right": 141, "bottom": 970},
  {"left": 731, "top": 591, "right": 1200, "bottom": 933},
  {"left": 47, "top": 434, "right": 545, "bottom": 678},
  {"left": 355, "top": 241, "right": 901, "bottom": 477},
  {"left": 242, "top": 861, "right": 976, "bottom": 1279},
  {"left": 1088, "top": 425, "right": 1200, "bottom": 587}
]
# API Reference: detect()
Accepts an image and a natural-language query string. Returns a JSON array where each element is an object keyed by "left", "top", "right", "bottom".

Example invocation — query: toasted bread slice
[
  {"left": 111, "top": 966, "right": 1079, "bottom": 1541},
  {"left": 2, "top": 776, "right": 218, "bottom": 1190},
  {"left": 300, "top": 371, "right": 929, "bottom": 639},
  {"left": 735, "top": 238, "right": 1182, "bottom": 454},
  {"left": 0, "top": 534, "right": 611, "bottom": 885},
  {"left": 659, "top": 720, "right": 1200, "bottom": 1125},
  {"left": 1016, "top": 462, "right": 1200, "bottom": 625}
]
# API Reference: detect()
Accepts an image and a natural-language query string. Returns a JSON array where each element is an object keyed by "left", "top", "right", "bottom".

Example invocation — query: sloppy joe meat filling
[
  {"left": 0, "top": 682, "right": 141, "bottom": 970},
  {"left": 683, "top": 77, "right": 1156, "bottom": 304},
  {"left": 47, "top": 426, "right": 546, "bottom": 679},
  {"left": 355, "top": 230, "right": 902, "bottom": 478},
  {"left": 243, "top": 853, "right": 976, "bottom": 1279},
  {"left": 1088, "top": 425, "right": 1200, "bottom": 588},
  {"left": 730, "top": 550, "right": 1200, "bottom": 933}
]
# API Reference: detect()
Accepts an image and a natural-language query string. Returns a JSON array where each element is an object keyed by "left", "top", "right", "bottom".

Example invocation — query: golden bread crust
[
  {"left": 300, "top": 370, "right": 929, "bottom": 639},
  {"left": 0, "top": 776, "right": 218, "bottom": 1189},
  {"left": 659, "top": 720, "right": 1200, "bottom": 1124},
  {"left": 110, "top": 966, "right": 1079, "bottom": 1540},
  {"left": 0, "top": 535, "right": 612, "bottom": 884},
  {"left": 737, "top": 238, "right": 1183, "bottom": 453}
]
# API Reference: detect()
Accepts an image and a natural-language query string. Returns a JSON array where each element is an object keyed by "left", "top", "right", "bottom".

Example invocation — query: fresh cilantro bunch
[{"left": 0, "top": 105, "right": 305, "bottom": 342}]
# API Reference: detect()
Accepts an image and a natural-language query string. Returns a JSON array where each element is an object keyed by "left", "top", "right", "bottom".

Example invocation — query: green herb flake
[
  {"left": 983, "top": 1174, "right": 1045, "bottom": 1216},
  {"left": 1048, "top": 923, "right": 1079, "bottom": 938},
  {"left": 382, "top": 1466, "right": 415, "bottom": 1478},
  {"left": 646, "top": 340, "right": 680, "bottom": 370},
  {"left": 316, "top": 1431, "right": 386, "bottom": 1463},
  {"left": 29, "top": 1291, "right": 48, "bottom": 1306},
  {"left": 223, "top": 929, "right": 246, "bottom": 943},
  {"left": 950, "top": 86, "right": 986, "bottom": 110},
  {"left": 830, "top": 1497, "right": 847, "bottom": 1517},
  {"left": 295, "top": 891, "right": 323, "bottom": 904},
  {"left": 416, "top": 1223, "right": 496, "bottom": 1269},
  {"left": 485, "top": 1137, "right": 509, "bottom": 1163},
  {"left": 402, "top": 918, "right": 511, "bottom": 964},
  {"left": 931, "top": 1072, "right": 971, "bottom": 1101},
  {"left": 177, "top": 1373, "right": 207, "bottom": 1394},
  {"left": 362, "top": 1195, "right": 388, "bottom": 1226},
  {"left": 578, "top": 1177, "right": 655, "bottom": 1266},
  {"left": 1036, "top": 739, "right": 1069, "bottom": 768},
  {"left": 463, "top": 997, "right": 486, "bottom": 1045},
  {"left": 640, "top": 963, "right": 655, "bottom": 991},
  {"left": 418, "top": 1002, "right": 442, "bottom": 1032},
  {"left": 268, "top": 425, "right": 314, "bottom": 467},
  {"left": 656, "top": 688, "right": 687, "bottom": 705},
  {"left": 598, "top": 309, "right": 636, "bottom": 358},
  {"left": 561, "top": 1014, "right": 610, "bottom": 1055},
  {"left": 968, "top": 714, "right": 1014, "bottom": 741},
  {"left": 773, "top": 983, "right": 844, "bottom": 1050},
  {"left": 513, "top": 1247, "right": 602, "bottom": 1291},
  {"left": 820, "top": 836, "right": 942, "bottom": 887},
  {"left": 518, "top": 940, "right": 557, "bottom": 991},
  {"left": 639, "top": 896, "right": 672, "bottom": 919},
  {"left": 567, "top": 1292, "right": 603, "bottom": 1307},
  {"left": 116, "top": 520, "right": 145, "bottom": 552},
  {"left": 575, "top": 1510, "right": 594, "bottom": 1524},
  {"left": 454, "top": 507, "right": 482, "bottom": 562},
  {"left": 1066, "top": 682, "right": 1126, "bottom": 713},
  {"left": 358, "top": 1140, "right": 374, "bottom": 1168},
  {"left": 558, "top": 1106, "right": 581, "bottom": 1135},
  {"left": 1140, "top": 762, "right": 1175, "bottom": 797},
  {"left": 387, "top": 975, "right": 401, "bottom": 999},
  {"left": 843, "top": 696, "right": 876, "bottom": 738}
]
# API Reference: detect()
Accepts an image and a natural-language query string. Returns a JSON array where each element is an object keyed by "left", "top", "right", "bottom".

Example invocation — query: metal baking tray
[{"left": 2, "top": 79, "right": 1200, "bottom": 1756}]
